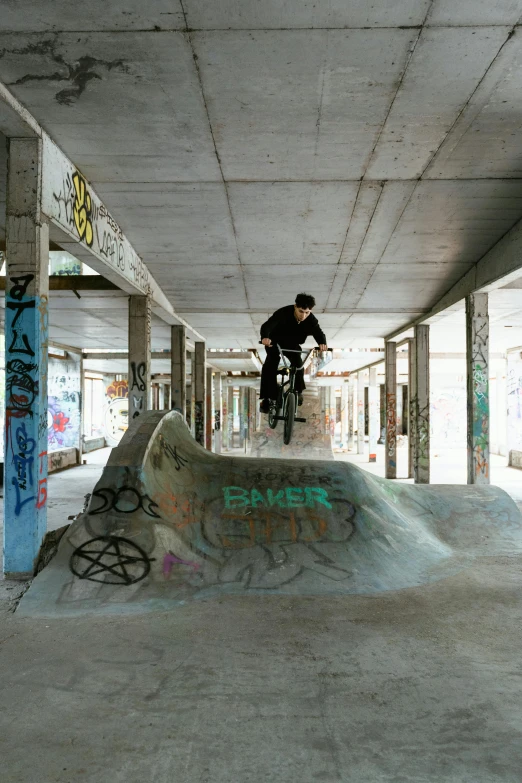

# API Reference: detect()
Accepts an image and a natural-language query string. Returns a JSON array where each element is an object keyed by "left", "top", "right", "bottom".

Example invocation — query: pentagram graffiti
[{"left": 70, "top": 536, "right": 153, "bottom": 584}]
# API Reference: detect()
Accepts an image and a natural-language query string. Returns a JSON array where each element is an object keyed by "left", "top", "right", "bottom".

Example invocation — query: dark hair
[{"left": 295, "top": 293, "right": 316, "bottom": 310}]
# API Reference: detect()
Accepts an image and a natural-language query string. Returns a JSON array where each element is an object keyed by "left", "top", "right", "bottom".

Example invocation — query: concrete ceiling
[{"left": 2, "top": 3, "right": 522, "bottom": 350}]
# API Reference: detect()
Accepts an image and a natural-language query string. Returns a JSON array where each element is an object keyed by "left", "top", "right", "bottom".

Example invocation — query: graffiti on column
[
  {"left": 215, "top": 410, "right": 221, "bottom": 431},
  {"left": 130, "top": 361, "right": 147, "bottom": 420},
  {"left": 5, "top": 274, "right": 48, "bottom": 515},
  {"left": 194, "top": 400, "right": 204, "bottom": 445},
  {"left": 416, "top": 401, "right": 430, "bottom": 477},
  {"left": 469, "top": 317, "right": 489, "bottom": 481},
  {"left": 386, "top": 392, "right": 397, "bottom": 468}
]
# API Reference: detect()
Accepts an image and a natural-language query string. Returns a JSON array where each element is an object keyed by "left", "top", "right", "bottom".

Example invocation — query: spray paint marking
[{"left": 223, "top": 486, "right": 332, "bottom": 510}]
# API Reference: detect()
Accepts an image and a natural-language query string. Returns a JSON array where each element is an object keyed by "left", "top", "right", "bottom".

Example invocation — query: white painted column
[
  {"left": 385, "top": 341, "right": 397, "bottom": 479},
  {"left": 193, "top": 342, "right": 206, "bottom": 446},
  {"left": 228, "top": 387, "right": 235, "bottom": 450},
  {"left": 369, "top": 367, "right": 379, "bottom": 463},
  {"left": 340, "top": 382, "right": 349, "bottom": 450},
  {"left": 171, "top": 324, "right": 186, "bottom": 417},
  {"left": 348, "top": 380, "right": 355, "bottom": 449},
  {"left": 466, "top": 293, "right": 490, "bottom": 484},
  {"left": 4, "top": 138, "right": 49, "bottom": 578},
  {"left": 357, "top": 372, "right": 365, "bottom": 455},
  {"left": 329, "top": 386, "right": 336, "bottom": 443},
  {"left": 414, "top": 325, "right": 430, "bottom": 484}
]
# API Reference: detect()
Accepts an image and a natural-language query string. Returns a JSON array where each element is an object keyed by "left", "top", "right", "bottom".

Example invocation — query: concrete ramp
[
  {"left": 19, "top": 410, "right": 522, "bottom": 617},
  {"left": 250, "top": 386, "right": 333, "bottom": 459}
]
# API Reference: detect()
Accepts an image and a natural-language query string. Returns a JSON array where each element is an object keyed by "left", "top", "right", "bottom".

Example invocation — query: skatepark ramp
[
  {"left": 19, "top": 410, "right": 522, "bottom": 617},
  {"left": 250, "top": 385, "right": 333, "bottom": 460}
]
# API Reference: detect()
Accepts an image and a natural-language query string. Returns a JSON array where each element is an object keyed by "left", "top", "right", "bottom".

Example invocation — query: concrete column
[
  {"left": 221, "top": 382, "right": 228, "bottom": 451},
  {"left": 187, "top": 351, "right": 195, "bottom": 434},
  {"left": 171, "top": 325, "right": 186, "bottom": 417},
  {"left": 248, "top": 388, "right": 256, "bottom": 440},
  {"left": 385, "top": 341, "right": 397, "bottom": 479},
  {"left": 238, "top": 388, "right": 246, "bottom": 448},
  {"left": 321, "top": 387, "right": 328, "bottom": 435},
  {"left": 193, "top": 342, "right": 206, "bottom": 446},
  {"left": 213, "top": 373, "right": 222, "bottom": 454},
  {"left": 129, "top": 295, "right": 151, "bottom": 421},
  {"left": 368, "top": 367, "right": 379, "bottom": 463},
  {"left": 466, "top": 293, "right": 490, "bottom": 484},
  {"left": 329, "top": 387, "right": 336, "bottom": 442},
  {"left": 357, "top": 373, "right": 365, "bottom": 455},
  {"left": 228, "top": 387, "right": 234, "bottom": 450},
  {"left": 206, "top": 367, "right": 213, "bottom": 451},
  {"left": 414, "top": 325, "right": 430, "bottom": 484},
  {"left": 408, "top": 338, "right": 416, "bottom": 479},
  {"left": 4, "top": 137, "right": 49, "bottom": 578},
  {"left": 348, "top": 380, "right": 355, "bottom": 449},
  {"left": 340, "top": 383, "right": 349, "bottom": 449}
]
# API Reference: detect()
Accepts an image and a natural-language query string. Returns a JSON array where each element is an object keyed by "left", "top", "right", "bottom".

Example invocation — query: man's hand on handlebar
[
  {"left": 318, "top": 344, "right": 328, "bottom": 352},
  {"left": 261, "top": 338, "right": 272, "bottom": 347}
]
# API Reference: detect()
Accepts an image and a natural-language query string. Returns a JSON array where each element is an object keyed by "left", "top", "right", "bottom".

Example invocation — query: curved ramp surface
[
  {"left": 19, "top": 411, "right": 522, "bottom": 617},
  {"left": 250, "top": 386, "right": 333, "bottom": 459}
]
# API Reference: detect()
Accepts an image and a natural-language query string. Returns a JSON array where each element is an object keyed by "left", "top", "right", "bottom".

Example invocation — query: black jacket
[{"left": 260, "top": 305, "right": 326, "bottom": 348}]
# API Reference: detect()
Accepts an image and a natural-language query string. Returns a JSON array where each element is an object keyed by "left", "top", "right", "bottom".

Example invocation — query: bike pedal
[{"left": 294, "top": 417, "right": 307, "bottom": 423}]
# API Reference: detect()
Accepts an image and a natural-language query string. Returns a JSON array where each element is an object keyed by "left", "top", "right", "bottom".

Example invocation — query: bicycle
[{"left": 266, "top": 344, "right": 314, "bottom": 445}]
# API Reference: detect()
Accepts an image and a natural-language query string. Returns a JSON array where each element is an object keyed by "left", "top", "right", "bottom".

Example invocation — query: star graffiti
[{"left": 70, "top": 536, "right": 153, "bottom": 585}]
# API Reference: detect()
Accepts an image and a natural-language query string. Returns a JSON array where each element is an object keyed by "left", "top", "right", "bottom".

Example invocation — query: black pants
[{"left": 260, "top": 345, "right": 306, "bottom": 400}]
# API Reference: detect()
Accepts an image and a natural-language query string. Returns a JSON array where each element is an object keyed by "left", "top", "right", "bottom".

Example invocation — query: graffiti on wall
[
  {"left": 468, "top": 303, "right": 489, "bottom": 481},
  {"left": 47, "top": 359, "right": 81, "bottom": 452},
  {"left": 104, "top": 377, "right": 129, "bottom": 446}
]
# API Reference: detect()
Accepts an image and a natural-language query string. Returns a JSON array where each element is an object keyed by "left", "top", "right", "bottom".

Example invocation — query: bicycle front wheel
[{"left": 283, "top": 392, "right": 296, "bottom": 445}]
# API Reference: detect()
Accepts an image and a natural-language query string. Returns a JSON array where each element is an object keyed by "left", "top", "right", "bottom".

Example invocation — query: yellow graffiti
[{"left": 72, "top": 172, "right": 93, "bottom": 247}]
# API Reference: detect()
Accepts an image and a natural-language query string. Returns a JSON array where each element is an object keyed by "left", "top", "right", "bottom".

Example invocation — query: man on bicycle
[{"left": 259, "top": 293, "right": 328, "bottom": 414}]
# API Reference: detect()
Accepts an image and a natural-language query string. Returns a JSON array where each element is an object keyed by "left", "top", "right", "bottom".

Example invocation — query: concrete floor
[{"left": 1, "top": 445, "right": 522, "bottom": 782}]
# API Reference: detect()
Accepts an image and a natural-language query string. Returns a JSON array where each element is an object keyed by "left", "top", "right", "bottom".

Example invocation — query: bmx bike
[{"left": 266, "top": 344, "right": 315, "bottom": 445}]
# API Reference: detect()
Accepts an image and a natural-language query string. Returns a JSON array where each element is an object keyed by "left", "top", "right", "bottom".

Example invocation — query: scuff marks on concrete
[{"left": 0, "top": 37, "right": 128, "bottom": 105}]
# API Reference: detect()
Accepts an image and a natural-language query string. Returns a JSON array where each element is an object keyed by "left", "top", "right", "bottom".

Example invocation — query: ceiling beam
[{"left": 385, "top": 214, "right": 522, "bottom": 342}]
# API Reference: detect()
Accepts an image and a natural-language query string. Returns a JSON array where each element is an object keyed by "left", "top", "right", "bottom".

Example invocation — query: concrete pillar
[
  {"left": 385, "top": 341, "right": 397, "bottom": 479},
  {"left": 213, "top": 373, "right": 222, "bottom": 454},
  {"left": 193, "top": 342, "right": 206, "bottom": 447},
  {"left": 414, "top": 325, "right": 430, "bottom": 484},
  {"left": 348, "top": 380, "right": 354, "bottom": 449},
  {"left": 369, "top": 367, "right": 379, "bottom": 463},
  {"left": 408, "top": 338, "right": 416, "bottom": 479},
  {"left": 171, "top": 325, "right": 186, "bottom": 417},
  {"left": 206, "top": 367, "right": 213, "bottom": 451},
  {"left": 129, "top": 295, "right": 151, "bottom": 421},
  {"left": 357, "top": 372, "right": 365, "bottom": 455},
  {"left": 221, "top": 382, "right": 228, "bottom": 451},
  {"left": 321, "top": 387, "right": 328, "bottom": 435},
  {"left": 228, "top": 387, "right": 234, "bottom": 450},
  {"left": 466, "top": 293, "right": 490, "bottom": 484},
  {"left": 3, "top": 138, "right": 49, "bottom": 578},
  {"left": 238, "top": 388, "right": 245, "bottom": 447},
  {"left": 340, "top": 383, "right": 349, "bottom": 449},
  {"left": 249, "top": 388, "right": 256, "bottom": 440},
  {"left": 329, "top": 387, "right": 336, "bottom": 442},
  {"left": 187, "top": 351, "right": 195, "bottom": 435}
]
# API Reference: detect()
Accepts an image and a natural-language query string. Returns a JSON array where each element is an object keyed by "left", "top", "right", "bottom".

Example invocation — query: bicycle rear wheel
[{"left": 283, "top": 392, "right": 296, "bottom": 445}]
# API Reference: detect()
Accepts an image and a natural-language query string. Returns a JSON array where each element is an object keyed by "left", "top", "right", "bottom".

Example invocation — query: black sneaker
[
  {"left": 259, "top": 399, "right": 270, "bottom": 414},
  {"left": 298, "top": 395, "right": 304, "bottom": 406}
]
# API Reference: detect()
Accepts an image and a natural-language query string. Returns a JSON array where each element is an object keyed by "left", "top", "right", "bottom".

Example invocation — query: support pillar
[
  {"left": 213, "top": 373, "right": 222, "bottom": 454},
  {"left": 4, "top": 137, "right": 49, "bottom": 578},
  {"left": 368, "top": 367, "right": 378, "bottom": 462},
  {"left": 206, "top": 367, "right": 213, "bottom": 451},
  {"left": 408, "top": 338, "right": 416, "bottom": 479},
  {"left": 348, "top": 380, "right": 354, "bottom": 449},
  {"left": 357, "top": 373, "right": 365, "bottom": 455},
  {"left": 385, "top": 341, "right": 397, "bottom": 479},
  {"left": 129, "top": 295, "right": 151, "bottom": 421},
  {"left": 171, "top": 325, "right": 186, "bottom": 417},
  {"left": 413, "top": 325, "right": 430, "bottom": 484},
  {"left": 329, "top": 387, "right": 336, "bottom": 442},
  {"left": 466, "top": 293, "right": 490, "bottom": 484},
  {"left": 193, "top": 342, "right": 206, "bottom": 446},
  {"left": 228, "top": 387, "right": 234, "bottom": 450},
  {"left": 340, "top": 383, "right": 349, "bottom": 449},
  {"left": 221, "top": 382, "right": 229, "bottom": 451}
]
